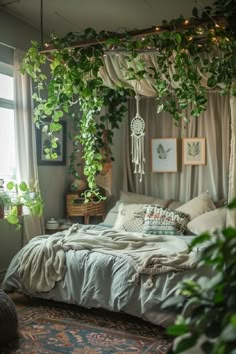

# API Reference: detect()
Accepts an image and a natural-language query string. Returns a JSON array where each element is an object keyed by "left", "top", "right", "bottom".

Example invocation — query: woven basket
[{"left": 66, "top": 194, "right": 105, "bottom": 216}]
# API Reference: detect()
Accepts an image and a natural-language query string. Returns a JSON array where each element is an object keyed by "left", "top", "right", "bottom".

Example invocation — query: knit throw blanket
[{"left": 18, "top": 224, "right": 198, "bottom": 293}]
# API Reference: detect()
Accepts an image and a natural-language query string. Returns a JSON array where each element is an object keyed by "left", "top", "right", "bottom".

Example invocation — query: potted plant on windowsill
[{"left": 6, "top": 181, "right": 44, "bottom": 226}]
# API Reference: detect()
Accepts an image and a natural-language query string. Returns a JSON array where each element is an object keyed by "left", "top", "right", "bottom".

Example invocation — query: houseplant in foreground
[{"left": 163, "top": 198, "right": 236, "bottom": 354}]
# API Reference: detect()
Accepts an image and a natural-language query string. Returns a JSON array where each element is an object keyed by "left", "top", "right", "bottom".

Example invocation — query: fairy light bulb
[{"left": 196, "top": 26, "right": 204, "bottom": 35}]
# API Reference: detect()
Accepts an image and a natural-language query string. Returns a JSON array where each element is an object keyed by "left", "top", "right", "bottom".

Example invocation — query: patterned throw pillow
[
  {"left": 143, "top": 205, "right": 189, "bottom": 235},
  {"left": 113, "top": 203, "right": 147, "bottom": 232}
]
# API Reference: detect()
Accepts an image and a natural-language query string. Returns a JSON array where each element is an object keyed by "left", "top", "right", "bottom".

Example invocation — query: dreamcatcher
[{"left": 131, "top": 95, "right": 145, "bottom": 182}]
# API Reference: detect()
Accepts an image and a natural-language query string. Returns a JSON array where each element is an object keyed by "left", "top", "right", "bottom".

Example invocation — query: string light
[
  {"left": 196, "top": 26, "right": 204, "bottom": 35},
  {"left": 155, "top": 27, "right": 160, "bottom": 31},
  {"left": 184, "top": 20, "right": 189, "bottom": 25}
]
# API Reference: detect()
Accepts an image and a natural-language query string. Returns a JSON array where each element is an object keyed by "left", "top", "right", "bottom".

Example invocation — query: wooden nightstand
[{"left": 66, "top": 194, "right": 105, "bottom": 224}]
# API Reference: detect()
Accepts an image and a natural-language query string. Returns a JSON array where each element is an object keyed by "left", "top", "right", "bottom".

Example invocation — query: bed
[{"left": 1, "top": 191, "right": 227, "bottom": 328}]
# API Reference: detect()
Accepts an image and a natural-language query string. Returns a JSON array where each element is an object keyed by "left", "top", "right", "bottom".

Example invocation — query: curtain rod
[{"left": 39, "top": 16, "right": 228, "bottom": 54}]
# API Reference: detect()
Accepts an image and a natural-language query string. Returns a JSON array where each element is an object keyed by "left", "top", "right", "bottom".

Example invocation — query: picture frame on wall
[
  {"left": 36, "top": 120, "right": 66, "bottom": 166},
  {"left": 183, "top": 137, "right": 206, "bottom": 165},
  {"left": 151, "top": 138, "right": 177, "bottom": 172}
]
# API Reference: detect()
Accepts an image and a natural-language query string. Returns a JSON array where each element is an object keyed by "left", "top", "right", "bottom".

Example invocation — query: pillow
[
  {"left": 167, "top": 200, "right": 184, "bottom": 210},
  {"left": 120, "top": 191, "right": 170, "bottom": 208},
  {"left": 113, "top": 203, "right": 147, "bottom": 232},
  {"left": 103, "top": 201, "right": 121, "bottom": 226},
  {"left": 176, "top": 192, "right": 216, "bottom": 221},
  {"left": 143, "top": 205, "right": 189, "bottom": 235},
  {"left": 187, "top": 207, "right": 227, "bottom": 235}
]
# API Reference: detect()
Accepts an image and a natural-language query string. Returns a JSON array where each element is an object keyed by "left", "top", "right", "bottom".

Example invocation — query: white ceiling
[{"left": 2, "top": 0, "right": 214, "bottom": 38}]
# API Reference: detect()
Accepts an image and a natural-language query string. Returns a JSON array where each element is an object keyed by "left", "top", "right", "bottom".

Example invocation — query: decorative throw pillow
[
  {"left": 187, "top": 207, "right": 227, "bottom": 235},
  {"left": 143, "top": 205, "right": 189, "bottom": 235},
  {"left": 176, "top": 191, "right": 216, "bottom": 221},
  {"left": 113, "top": 203, "right": 147, "bottom": 232},
  {"left": 120, "top": 191, "right": 170, "bottom": 208}
]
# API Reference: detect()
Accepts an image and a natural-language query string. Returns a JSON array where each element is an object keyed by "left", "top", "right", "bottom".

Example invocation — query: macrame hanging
[{"left": 131, "top": 95, "right": 145, "bottom": 182}]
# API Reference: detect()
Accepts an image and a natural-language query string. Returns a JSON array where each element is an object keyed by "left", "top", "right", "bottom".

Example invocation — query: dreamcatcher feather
[{"left": 131, "top": 95, "right": 145, "bottom": 182}]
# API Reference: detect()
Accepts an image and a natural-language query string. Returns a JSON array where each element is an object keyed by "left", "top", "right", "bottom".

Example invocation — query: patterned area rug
[{"left": 1, "top": 298, "right": 173, "bottom": 354}]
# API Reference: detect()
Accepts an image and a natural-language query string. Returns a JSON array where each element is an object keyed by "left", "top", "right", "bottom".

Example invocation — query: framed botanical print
[
  {"left": 36, "top": 120, "right": 67, "bottom": 165},
  {"left": 151, "top": 138, "right": 177, "bottom": 172},
  {"left": 183, "top": 137, "right": 206, "bottom": 165}
]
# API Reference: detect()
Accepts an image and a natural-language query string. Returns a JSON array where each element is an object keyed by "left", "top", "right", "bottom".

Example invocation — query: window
[{"left": 0, "top": 62, "right": 16, "bottom": 182}]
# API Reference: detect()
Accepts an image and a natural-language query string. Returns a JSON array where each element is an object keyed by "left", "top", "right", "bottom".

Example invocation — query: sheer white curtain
[
  {"left": 14, "top": 49, "right": 44, "bottom": 243},
  {"left": 123, "top": 93, "right": 230, "bottom": 204}
]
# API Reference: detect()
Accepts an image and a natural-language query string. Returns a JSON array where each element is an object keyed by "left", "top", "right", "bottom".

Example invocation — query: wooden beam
[{"left": 39, "top": 16, "right": 228, "bottom": 54}]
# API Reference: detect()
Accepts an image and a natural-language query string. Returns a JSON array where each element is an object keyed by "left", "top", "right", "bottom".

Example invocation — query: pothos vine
[{"left": 21, "top": 0, "right": 236, "bottom": 201}]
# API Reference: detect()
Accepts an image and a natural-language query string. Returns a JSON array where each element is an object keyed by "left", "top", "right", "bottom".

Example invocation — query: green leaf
[
  {"left": 19, "top": 181, "right": 28, "bottom": 192},
  {"left": 175, "top": 33, "right": 182, "bottom": 44},
  {"left": 221, "top": 324, "right": 236, "bottom": 341},
  {"left": 190, "top": 233, "right": 211, "bottom": 248},
  {"left": 175, "top": 334, "right": 199, "bottom": 353},
  {"left": 6, "top": 214, "right": 19, "bottom": 225},
  {"left": 6, "top": 181, "right": 15, "bottom": 190},
  {"left": 228, "top": 198, "right": 236, "bottom": 209},
  {"left": 166, "top": 323, "right": 189, "bottom": 336},
  {"left": 230, "top": 314, "right": 236, "bottom": 327}
]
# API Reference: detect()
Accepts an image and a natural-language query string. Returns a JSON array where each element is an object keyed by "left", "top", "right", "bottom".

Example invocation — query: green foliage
[
  {"left": 21, "top": 0, "right": 236, "bottom": 200},
  {"left": 5, "top": 181, "right": 44, "bottom": 227},
  {"left": 163, "top": 199, "right": 236, "bottom": 354}
]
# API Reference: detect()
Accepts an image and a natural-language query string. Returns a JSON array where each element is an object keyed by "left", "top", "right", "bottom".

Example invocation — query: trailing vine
[{"left": 21, "top": 0, "right": 236, "bottom": 200}]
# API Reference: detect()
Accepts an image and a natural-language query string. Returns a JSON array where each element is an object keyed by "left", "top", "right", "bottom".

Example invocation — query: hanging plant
[{"left": 21, "top": 0, "right": 236, "bottom": 200}]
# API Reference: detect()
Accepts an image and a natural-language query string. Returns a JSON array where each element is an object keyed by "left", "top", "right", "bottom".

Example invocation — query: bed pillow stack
[{"left": 111, "top": 191, "right": 223, "bottom": 235}]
